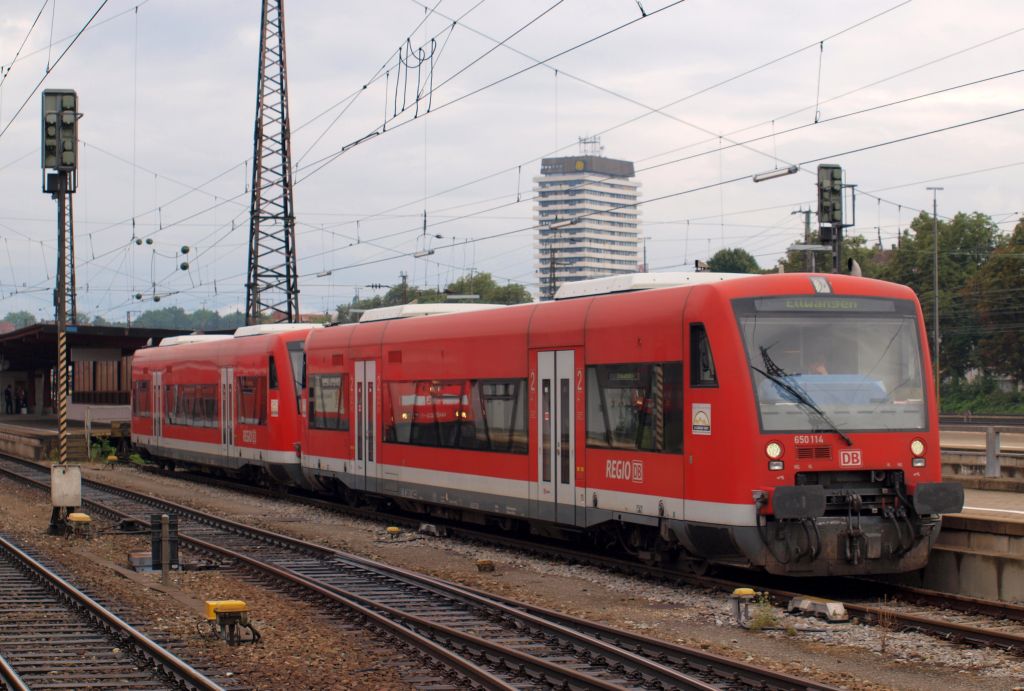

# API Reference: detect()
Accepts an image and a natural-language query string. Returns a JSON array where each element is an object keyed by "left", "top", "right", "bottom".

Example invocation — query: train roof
[
  {"left": 158, "top": 334, "right": 232, "bottom": 346},
  {"left": 233, "top": 323, "right": 323, "bottom": 338},
  {"left": 359, "top": 303, "right": 506, "bottom": 322},
  {"left": 553, "top": 272, "right": 748, "bottom": 299}
]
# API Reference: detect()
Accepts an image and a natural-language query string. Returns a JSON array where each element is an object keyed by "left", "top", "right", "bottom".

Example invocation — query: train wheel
[{"left": 342, "top": 486, "right": 363, "bottom": 508}]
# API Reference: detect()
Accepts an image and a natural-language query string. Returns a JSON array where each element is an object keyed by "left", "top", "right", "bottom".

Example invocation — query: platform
[
  {"left": 0, "top": 414, "right": 127, "bottom": 464},
  {"left": 891, "top": 488, "right": 1024, "bottom": 602},
  {"left": 957, "top": 488, "right": 1024, "bottom": 523}
]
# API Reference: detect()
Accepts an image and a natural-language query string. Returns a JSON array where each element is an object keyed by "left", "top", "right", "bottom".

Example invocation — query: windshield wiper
[{"left": 754, "top": 346, "right": 853, "bottom": 446}]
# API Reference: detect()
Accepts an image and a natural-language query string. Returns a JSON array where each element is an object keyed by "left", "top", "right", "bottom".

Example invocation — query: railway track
[
  {"left": 0, "top": 456, "right": 834, "bottom": 691},
  {"left": 139, "top": 463, "right": 1024, "bottom": 656},
  {"left": 0, "top": 530, "right": 222, "bottom": 691}
]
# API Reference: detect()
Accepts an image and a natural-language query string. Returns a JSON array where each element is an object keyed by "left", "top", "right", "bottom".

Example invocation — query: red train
[{"left": 131, "top": 272, "right": 963, "bottom": 576}]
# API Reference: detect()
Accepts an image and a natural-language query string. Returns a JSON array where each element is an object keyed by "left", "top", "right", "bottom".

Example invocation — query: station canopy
[{"left": 0, "top": 324, "right": 193, "bottom": 372}]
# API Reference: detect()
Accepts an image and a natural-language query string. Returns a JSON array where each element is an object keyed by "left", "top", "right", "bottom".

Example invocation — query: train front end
[{"left": 730, "top": 276, "right": 963, "bottom": 576}]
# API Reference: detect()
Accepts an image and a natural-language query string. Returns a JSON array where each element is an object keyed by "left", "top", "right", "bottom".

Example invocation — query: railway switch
[{"left": 205, "top": 600, "right": 260, "bottom": 645}]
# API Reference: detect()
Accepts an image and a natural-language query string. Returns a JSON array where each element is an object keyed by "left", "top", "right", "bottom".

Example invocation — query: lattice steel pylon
[{"left": 246, "top": 0, "right": 298, "bottom": 324}]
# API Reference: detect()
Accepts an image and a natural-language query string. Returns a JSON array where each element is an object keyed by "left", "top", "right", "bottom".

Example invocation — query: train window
[
  {"left": 383, "top": 379, "right": 528, "bottom": 454},
  {"left": 309, "top": 374, "right": 349, "bottom": 431},
  {"left": 541, "top": 379, "right": 552, "bottom": 481},
  {"left": 734, "top": 296, "right": 927, "bottom": 432},
  {"left": 269, "top": 356, "right": 279, "bottom": 390},
  {"left": 690, "top": 324, "right": 718, "bottom": 387},
  {"left": 559, "top": 378, "right": 570, "bottom": 484},
  {"left": 132, "top": 380, "right": 150, "bottom": 418},
  {"left": 237, "top": 376, "right": 267, "bottom": 426},
  {"left": 464, "top": 380, "right": 528, "bottom": 454},
  {"left": 165, "top": 383, "right": 218, "bottom": 428},
  {"left": 586, "top": 362, "right": 683, "bottom": 453},
  {"left": 286, "top": 342, "right": 305, "bottom": 409},
  {"left": 385, "top": 381, "right": 416, "bottom": 443}
]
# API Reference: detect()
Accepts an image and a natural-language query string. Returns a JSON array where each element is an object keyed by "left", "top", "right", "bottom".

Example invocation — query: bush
[{"left": 941, "top": 377, "right": 1024, "bottom": 414}]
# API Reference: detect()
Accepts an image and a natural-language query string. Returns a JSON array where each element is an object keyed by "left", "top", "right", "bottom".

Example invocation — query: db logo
[
  {"left": 605, "top": 459, "right": 644, "bottom": 484},
  {"left": 839, "top": 449, "right": 863, "bottom": 467}
]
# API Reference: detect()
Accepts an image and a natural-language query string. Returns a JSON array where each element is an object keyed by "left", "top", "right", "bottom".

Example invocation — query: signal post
[{"left": 41, "top": 89, "right": 82, "bottom": 532}]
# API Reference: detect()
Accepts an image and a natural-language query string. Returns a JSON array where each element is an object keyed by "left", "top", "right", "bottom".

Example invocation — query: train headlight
[
  {"left": 912, "top": 457, "right": 926, "bottom": 467},
  {"left": 910, "top": 438, "right": 926, "bottom": 456},
  {"left": 768, "top": 460, "right": 785, "bottom": 471},
  {"left": 765, "top": 441, "right": 784, "bottom": 460}
]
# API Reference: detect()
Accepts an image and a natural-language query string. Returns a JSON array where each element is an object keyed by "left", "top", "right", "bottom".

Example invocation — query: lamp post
[{"left": 926, "top": 187, "right": 943, "bottom": 408}]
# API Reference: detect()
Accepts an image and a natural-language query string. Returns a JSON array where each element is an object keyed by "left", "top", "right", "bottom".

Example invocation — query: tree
[
  {"left": 777, "top": 232, "right": 882, "bottom": 276},
  {"left": 443, "top": 272, "right": 532, "bottom": 304},
  {"left": 128, "top": 306, "right": 246, "bottom": 331},
  {"left": 336, "top": 273, "right": 532, "bottom": 323},
  {"left": 877, "top": 212, "right": 999, "bottom": 379},
  {"left": 965, "top": 218, "right": 1024, "bottom": 381},
  {"left": 707, "top": 248, "right": 760, "bottom": 273},
  {"left": 2, "top": 311, "right": 36, "bottom": 329}
]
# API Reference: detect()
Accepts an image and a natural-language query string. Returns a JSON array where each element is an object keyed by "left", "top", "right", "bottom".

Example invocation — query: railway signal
[
  {"left": 816, "top": 164, "right": 857, "bottom": 274},
  {"left": 42, "top": 89, "right": 82, "bottom": 533}
]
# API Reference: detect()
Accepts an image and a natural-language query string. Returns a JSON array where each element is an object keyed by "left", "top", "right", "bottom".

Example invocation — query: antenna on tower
[
  {"left": 246, "top": 0, "right": 299, "bottom": 324},
  {"left": 578, "top": 135, "right": 604, "bottom": 156}
]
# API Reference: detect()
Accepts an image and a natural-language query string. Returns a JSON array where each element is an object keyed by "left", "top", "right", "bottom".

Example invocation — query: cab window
[{"left": 690, "top": 324, "right": 718, "bottom": 387}]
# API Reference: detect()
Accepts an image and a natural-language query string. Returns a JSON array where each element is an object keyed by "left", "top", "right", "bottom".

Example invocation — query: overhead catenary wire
[
  {"left": 299, "top": 3, "right": 1004, "bottom": 245},
  {"left": 0, "top": 0, "right": 49, "bottom": 93},
  {"left": 297, "top": 106, "right": 1024, "bottom": 280},
  {"left": 294, "top": 0, "right": 690, "bottom": 182},
  {"left": 0, "top": 0, "right": 110, "bottom": 145},
  {"left": 126, "top": 106, "right": 1024, "bottom": 316},
  {"left": 8, "top": 4, "right": 1019, "bottom": 319}
]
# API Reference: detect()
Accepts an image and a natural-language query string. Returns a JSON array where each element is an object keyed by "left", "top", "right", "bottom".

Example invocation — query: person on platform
[{"left": 3, "top": 385, "right": 11, "bottom": 414}]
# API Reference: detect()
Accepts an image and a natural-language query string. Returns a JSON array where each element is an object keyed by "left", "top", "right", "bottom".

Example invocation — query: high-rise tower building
[{"left": 534, "top": 137, "right": 641, "bottom": 299}]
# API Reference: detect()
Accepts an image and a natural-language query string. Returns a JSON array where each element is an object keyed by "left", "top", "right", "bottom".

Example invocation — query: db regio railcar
[{"left": 131, "top": 272, "right": 964, "bottom": 576}]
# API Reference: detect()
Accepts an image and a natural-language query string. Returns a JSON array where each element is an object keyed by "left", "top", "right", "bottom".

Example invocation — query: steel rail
[
  {"left": 75, "top": 479, "right": 725, "bottom": 688},
  {"left": 0, "top": 462, "right": 509, "bottom": 691},
  {"left": 0, "top": 457, "right": 827, "bottom": 690},
  {"left": 852, "top": 578, "right": 1024, "bottom": 624},
  {"left": 0, "top": 650, "right": 30, "bottom": 691},
  {"left": 137, "top": 459, "right": 1024, "bottom": 656},
  {"left": 0, "top": 532, "right": 223, "bottom": 691}
]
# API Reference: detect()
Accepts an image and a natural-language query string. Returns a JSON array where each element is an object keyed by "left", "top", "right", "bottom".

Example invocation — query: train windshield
[{"left": 733, "top": 295, "right": 927, "bottom": 433}]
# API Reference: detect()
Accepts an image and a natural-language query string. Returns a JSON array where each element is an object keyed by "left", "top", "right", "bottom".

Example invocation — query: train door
[
  {"left": 354, "top": 361, "right": 377, "bottom": 493},
  {"left": 534, "top": 350, "right": 576, "bottom": 524},
  {"left": 220, "top": 367, "right": 235, "bottom": 453},
  {"left": 152, "top": 371, "right": 163, "bottom": 439}
]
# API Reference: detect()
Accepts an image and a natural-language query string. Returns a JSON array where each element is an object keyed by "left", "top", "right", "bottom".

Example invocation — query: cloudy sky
[{"left": 0, "top": 0, "right": 1021, "bottom": 320}]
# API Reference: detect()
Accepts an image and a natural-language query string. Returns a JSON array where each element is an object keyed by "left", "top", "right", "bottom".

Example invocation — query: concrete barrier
[
  {"left": 888, "top": 516, "right": 1024, "bottom": 602},
  {"left": 942, "top": 450, "right": 1024, "bottom": 491},
  {"left": 0, "top": 429, "right": 54, "bottom": 463}
]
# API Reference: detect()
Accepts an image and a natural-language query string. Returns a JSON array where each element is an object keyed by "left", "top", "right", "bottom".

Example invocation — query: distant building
[{"left": 534, "top": 137, "right": 641, "bottom": 299}]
